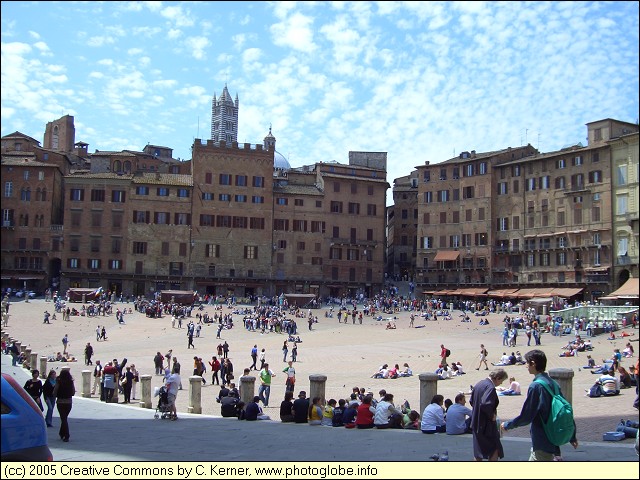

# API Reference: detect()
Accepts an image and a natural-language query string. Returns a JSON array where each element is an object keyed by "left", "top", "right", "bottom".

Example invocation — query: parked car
[{"left": 1, "top": 373, "right": 53, "bottom": 461}]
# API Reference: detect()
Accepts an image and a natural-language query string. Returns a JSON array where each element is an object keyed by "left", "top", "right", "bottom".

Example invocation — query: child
[
  {"left": 403, "top": 410, "right": 420, "bottom": 429},
  {"left": 322, "top": 398, "right": 336, "bottom": 426}
]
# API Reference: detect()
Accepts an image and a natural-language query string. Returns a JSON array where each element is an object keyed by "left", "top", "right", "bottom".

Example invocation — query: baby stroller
[{"left": 154, "top": 385, "right": 174, "bottom": 420}]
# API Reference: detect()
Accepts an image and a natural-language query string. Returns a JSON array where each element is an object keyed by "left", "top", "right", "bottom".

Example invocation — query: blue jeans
[
  {"left": 258, "top": 384, "right": 271, "bottom": 407},
  {"left": 45, "top": 396, "right": 56, "bottom": 426}
]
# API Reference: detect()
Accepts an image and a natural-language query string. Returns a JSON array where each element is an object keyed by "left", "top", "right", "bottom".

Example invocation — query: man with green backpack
[{"left": 500, "top": 349, "right": 578, "bottom": 461}]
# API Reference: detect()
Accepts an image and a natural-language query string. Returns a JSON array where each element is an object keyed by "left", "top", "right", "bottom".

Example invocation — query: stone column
[
  {"left": 20, "top": 344, "right": 27, "bottom": 356},
  {"left": 81, "top": 370, "right": 92, "bottom": 397},
  {"left": 139, "top": 375, "right": 152, "bottom": 408},
  {"left": 30, "top": 353, "right": 38, "bottom": 372},
  {"left": 309, "top": 374, "right": 327, "bottom": 405},
  {"left": 419, "top": 373, "right": 439, "bottom": 417},
  {"left": 239, "top": 375, "right": 256, "bottom": 405},
  {"left": 39, "top": 357, "right": 48, "bottom": 378},
  {"left": 24, "top": 348, "right": 32, "bottom": 369},
  {"left": 549, "top": 367, "right": 574, "bottom": 404},
  {"left": 187, "top": 376, "right": 202, "bottom": 414}
]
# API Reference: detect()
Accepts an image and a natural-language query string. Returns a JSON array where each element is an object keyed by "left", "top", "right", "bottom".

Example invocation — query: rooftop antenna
[
  {"left": 526, "top": 128, "right": 528, "bottom": 145},
  {"left": 537, "top": 132, "right": 541, "bottom": 152},
  {"left": 197, "top": 116, "right": 200, "bottom": 139}
]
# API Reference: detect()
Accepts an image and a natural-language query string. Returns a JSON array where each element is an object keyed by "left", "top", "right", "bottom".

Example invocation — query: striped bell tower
[{"left": 210, "top": 84, "right": 239, "bottom": 144}]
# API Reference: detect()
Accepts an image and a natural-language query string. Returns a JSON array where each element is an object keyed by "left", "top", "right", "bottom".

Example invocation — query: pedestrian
[
  {"left": 224, "top": 358, "right": 234, "bottom": 385},
  {"left": 250, "top": 344, "right": 258, "bottom": 370},
  {"left": 282, "top": 340, "right": 289, "bottom": 363},
  {"left": 130, "top": 364, "right": 139, "bottom": 399},
  {"left": 209, "top": 356, "right": 221, "bottom": 385},
  {"left": 258, "top": 362, "right": 275, "bottom": 407},
  {"left": 96, "top": 325, "right": 101, "bottom": 341},
  {"left": 222, "top": 341, "right": 229, "bottom": 359},
  {"left": 476, "top": 344, "right": 489, "bottom": 370},
  {"left": 24, "top": 369, "right": 44, "bottom": 411},
  {"left": 291, "top": 343, "right": 298, "bottom": 362},
  {"left": 62, "top": 334, "right": 69, "bottom": 355},
  {"left": 217, "top": 343, "right": 223, "bottom": 357},
  {"left": 43, "top": 310, "right": 51, "bottom": 324},
  {"left": 43, "top": 370, "right": 57, "bottom": 427},
  {"left": 84, "top": 342, "right": 94, "bottom": 365},
  {"left": 216, "top": 323, "right": 223, "bottom": 339},
  {"left": 470, "top": 368, "right": 508, "bottom": 461},
  {"left": 91, "top": 360, "right": 102, "bottom": 396},
  {"left": 259, "top": 348, "right": 266, "bottom": 369},
  {"left": 440, "top": 344, "right": 448, "bottom": 367},
  {"left": 54, "top": 369, "right": 75, "bottom": 442},
  {"left": 501, "top": 349, "right": 578, "bottom": 461},
  {"left": 165, "top": 349, "right": 173, "bottom": 370},
  {"left": 171, "top": 357, "right": 183, "bottom": 390},
  {"left": 153, "top": 352, "right": 164, "bottom": 375},
  {"left": 283, "top": 360, "right": 296, "bottom": 393},
  {"left": 187, "top": 330, "right": 195, "bottom": 349},
  {"left": 122, "top": 366, "right": 134, "bottom": 403},
  {"left": 100, "top": 326, "right": 107, "bottom": 341}
]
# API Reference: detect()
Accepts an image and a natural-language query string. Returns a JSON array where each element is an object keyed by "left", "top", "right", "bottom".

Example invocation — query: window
[
  {"left": 250, "top": 217, "right": 265, "bottom": 229},
  {"left": 557, "top": 252, "right": 566, "bottom": 266},
  {"left": 311, "top": 221, "right": 325, "bottom": 233},
  {"left": 112, "top": 190, "right": 126, "bottom": 203},
  {"left": 424, "top": 192, "right": 433, "bottom": 203},
  {"left": 91, "top": 212, "right": 102, "bottom": 227},
  {"left": 330, "top": 201, "right": 343, "bottom": 213},
  {"left": 450, "top": 235, "right": 460, "bottom": 248},
  {"left": 278, "top": 240, "right": 287, "bottom": 249},
  {"left": 465, "top": 164, "right": 474, "bottom": 177},
  {"left": 276, "top": 197, "right": 288, "bottom": 206},
  {"left": 422, "top": 237, "right": 433, "bottom": 249},
  {"left": 557, "top": 211, "right": 565, "bottom": 226},
  {"left": 89, "top": 259, "right": 101, "bottom": 270},
  {"left": 439, "top": 168, "right": 447, "bottom": 180},
  {"left": 161, "top": 242, "right": 169, "bottom": 256},
  {"left": 556, "top": 159, "right": 566, "bottom": 169},
  {"left": 497, "top": 217, "right": 509, "bottom": 231},
  {"left": 440, "top": 212, "right": 447, "bottom": 224},
  {"left": 219, "top": 194, "right": 231, "bottom": 202},
  {"left": 479, "top": 162, "right": 487, "bottom": 174},
  {"left": 526, "top": 178, "right": 536, "bottom": 191},
  {"left": 438, "top": 190, "right": 449, "bottom": 202},
  {"left": 177, "top": 188, "right": 189, "bottom": 198},
  {"left": 589, "top": 170, "right": 602, "bottom": 183},
  {"left": 618, "top": 237, "right": 629, "bottom": 256},
  {"left": 540, "top": 252, "right": 550, "bottom": 267},
  {"left": 70, "top": 188, "right": 84, "bottom": 201},
  {"left": 293, "top": 220, "right": 307, "bottom": 232},
  {"left": 616, "top": 166, "right": 627, "bottom": 185},
  {"left": 253, "top": 176, "right": 264, "bottom": 187},
  {"left": 540, "top": 176, "right": 550, "bottom": 189},
  {"left": 617, "top": 195, "right": 628, "bottom": 215},
  {"left": 367, "top": 204, "right": 377, "bottom": 216},
  {"left": 330, "top": 247, "right": 342, "bottom": 260},
  {"left": 216, "top": 215, "right": 232, "bottom": 227},
  {"left": 205, "top": 172, "right": 213, "bottom": 184},
  {"left": 133, "top": 242, "right": 147, "bottom": 254},
  {"left": 20, "top": 188, "right": 31, "bottom": 201},
  {"left": 235, "top": 175, "right": 247, "bottom": 187},
  {"left": 4, "top": 182, "right": 13, "bottom": 197},
  {"left": 111, "top": 238, "right": 122, "bottom": 254},
  {"left": 68, "top": 258, "right": 79, "bottom": 269},
  {"left": 232, "top": 216, "right": 247, "bottom": 228},
  {"left": 294, "top": 199, "right": 304, "bottom": 207},
  {"left": 273, "top": 219, "right": 289, "bottom": 231},
  {"left": 109, "top": 260, "right": 122, "bottom": 270},
  {"left": 594, "top": 128, "right": 602, "bottom": 141},
  {"left": 91, "top": 189, "right": 105, "bottom": 201},
  {"left": 423, "top": 171, "right": 431, "bottom": 182},
  {"left": 157, "top": 187, "right": 169, "bottom": 197},
  {"left": 348, "top": 203, "right": 360, "bottom": 214},
  {"left": 206, "top": 244, "right": 220, "bottom": 258},
  {"left": 557, "top": 236, "right": 567, "bottom": 248},
  {"left": 155, "top": 212, "right": 169, "bottom": 224},
  {"left": 463, "top": 186, "right": 474, "bottom": 199},
  {"left": 333, "top": 182, "right": 340, "bottom": 193},
  {"left": 202, "top": 192, "right": 214, "bottom": 201},
  {"left": 134, "top": 210, "right": 150, "bottom": 224},
  {"left": 252, "top": 196, "right": 264, "bottom": 204},
  {"left": 527, "top": 254, "right": 535, "bottom": 267},
  {"left": 573, "top": 155, "right": 583, "bottom": 166},
  {"left": 219, "top": 174, "right": 232, "bottom": 185},
  {"left": 498, "top": 182, "right": 508, "bottom": 195},
  {"left": 592, "top": 206, "right": 600, "bottom": 222},
  {"left": 452, "top": 167, "right": 460, "bottom": 179},
  {"left": 235, "top": 194, "right": 247, "bottom": 203},
  {"left": 244, "top": 246, "right": 258, "bottom": 259},
  {"left": 297, "top": 241, "right": 306, "bottom": 251},
  {"left": 135, "top": 186, "right": 149, "bottom": 195}
]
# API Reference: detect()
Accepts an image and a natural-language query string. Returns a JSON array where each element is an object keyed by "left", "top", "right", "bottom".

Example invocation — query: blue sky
[{"left": 2, "top": 1, "right": 639, "bottom": 198}]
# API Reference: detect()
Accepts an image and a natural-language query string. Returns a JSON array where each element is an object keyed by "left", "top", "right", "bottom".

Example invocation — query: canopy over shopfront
[
  {"left": 284, "top": 293, "right": 318, "bottom": 307},
  {"left": 606, "top": 277, "right": 639, "bottom": 300},
  {"left": 159, "top": 290, "right": 198, "bottom": 305},
  {"left": 433, "top": 251, "right": 460, "bottom": 262}
]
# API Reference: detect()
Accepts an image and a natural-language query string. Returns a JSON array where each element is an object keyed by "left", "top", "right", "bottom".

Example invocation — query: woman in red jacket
[{"left": 355, "top": 395, "right": 375, "bottom": 429}]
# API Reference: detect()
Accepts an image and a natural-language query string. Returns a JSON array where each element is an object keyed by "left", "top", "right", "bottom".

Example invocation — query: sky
[{"left": 1, "top": 1, "right": 639, "bottom": 204}]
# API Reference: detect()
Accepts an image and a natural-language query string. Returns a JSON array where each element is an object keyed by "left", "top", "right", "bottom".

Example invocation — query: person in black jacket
[{"left": 24, "top": 369, "right": 44, "bottom": 411}]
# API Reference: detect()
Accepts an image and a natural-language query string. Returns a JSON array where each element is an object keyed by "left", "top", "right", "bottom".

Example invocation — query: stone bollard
[
  {"left": 239, "top": 375, "right": 256, "bottom": 405},
  {"left": 139, "top": 375, "right": 152, "bottom": 409},
  {"left": 14, "top": 340, "right": 21, "bottom": 353},
  {"left": 81, "top": 370, "right": 92, "bottom": 398},
  {"left": 549, "top": 367, "right": 574, "bottom": 404},
  {"left": 187, "top": 376, "right": 202, "bottom": 414},
  {"left": 39, "top": 357, "right": 48, "bottom": 378},
  {"left": 419, "top": 372, "right": 439, "bottom": 417},
  {"left": 24, "top": 348, "right": 32, "bottom": 369},
  {"left": 20, "top": 343, "right": 27, "bottom": 355},
  {"left": 60, "top": 366, "right": 70, "bottom": 375},
  {"left": 309, "top": 374, "right": 327, "bottom": 405},
  {"left": 30, "top": 352, "right": 38, "bottom": 372}
]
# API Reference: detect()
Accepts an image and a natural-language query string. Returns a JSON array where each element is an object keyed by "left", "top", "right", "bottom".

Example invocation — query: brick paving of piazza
[{"left": 2, "top": 295, "right": 638, "bottom": 445}]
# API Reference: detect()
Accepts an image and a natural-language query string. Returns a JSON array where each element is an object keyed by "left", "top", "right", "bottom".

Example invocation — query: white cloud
[
  {"left": 161, "top": 5, "right": 195, "bottom": 28},
  {"left": 184, "top": 36, "right": 211, "bottom": 60},
  {"left": 270, "top": 12, "right": 317, "bottom": 53}
]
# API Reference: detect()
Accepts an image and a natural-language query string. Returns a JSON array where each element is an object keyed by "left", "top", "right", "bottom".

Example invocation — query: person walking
[
  {"left": 250, "top": 345, "right": 258, "bottom": 370},
  {"left": 54, "top": 369, "right": 75, "bottom": 442},
  {"left": 258, "top": 363, "right": 275, "bottom": 407},
  {"left": 100, "top": 326, "right": 107, "bottom": 341},
  {"left": 171, "top": 358, "right": 183, "bottom": 390},
  {"left": 282, "top": 340, "right": 289, "bottom": 363},
  {"left": 291, "top": 343, "right": 298, "bottom": 362},
  {"left": 84, "top": 342, "right": 94, "bottom": 365},
  {"left": 153, "top": 352, "right": 164, "bottom": 375},
  {"left": 62, "top": 334, "right": 69, "bottom": 355},
  {"left": 43, "top": 310, "right": 51, "bottom": 324},
  {"left": 42, "top": 370, "right": 57, "bottom": 427},
  {"left": 187, "top": 330, "right": 195, "bottom": 349},
  {"left": 259, "top": 348, "right": 266, "bottom": 370},
  {"left": 470, "top": 368, "right": 508, "bottom": 461},
  {"left": 501, "top": 349, "right": 578, "bottom": 461},
  {"left": 24, "top": 369, "right": 44, "bottom": 412},
  {"left": 476, "top": 344, "right": 489, "bottom": 371},
  {"left": 222, "top": 341, "right": 229, "bottom": 359},
  {"left": 95, "top": 325, "right": 101, "bottom": 341},
  {"left": 209, "top": 356, "right": 221, "bottom": 385}
]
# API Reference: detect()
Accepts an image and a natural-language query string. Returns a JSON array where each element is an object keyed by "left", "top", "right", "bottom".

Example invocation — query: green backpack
[{"left": 534, "top": 377, "right": 575, "bottom": 446}]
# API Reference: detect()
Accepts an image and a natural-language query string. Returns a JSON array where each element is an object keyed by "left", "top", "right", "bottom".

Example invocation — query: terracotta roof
[{"left": 133, "top": 173, "right": 192, "bottom": 186}]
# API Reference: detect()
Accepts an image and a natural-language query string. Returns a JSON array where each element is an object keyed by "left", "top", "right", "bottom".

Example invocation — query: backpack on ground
[{"left": 534, "top": 377, "right": 575, "bottom": 446}]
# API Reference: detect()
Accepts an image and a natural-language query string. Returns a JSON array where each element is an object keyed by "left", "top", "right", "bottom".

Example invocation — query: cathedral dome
[{"left": 274, "top": 150, "right": 291, "bottom": 171}]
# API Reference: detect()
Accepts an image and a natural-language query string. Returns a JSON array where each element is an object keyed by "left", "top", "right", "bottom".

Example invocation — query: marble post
[
  {"left": 188, "top": 376, "right": 202, "bottom": 414},
  {"left": 139, "top": 375, "right": 152, "bottom": 408},
  {"left": 419, "top": 372, "right": 439, "bottom": 417}
]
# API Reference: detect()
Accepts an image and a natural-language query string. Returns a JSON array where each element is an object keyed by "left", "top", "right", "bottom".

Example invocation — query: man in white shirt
[
  {"left": 446, "top": 393, "right": 473, "bottom": 434},
  {"left": 165, "top": 372, "right": 181, "bottom": 420}
]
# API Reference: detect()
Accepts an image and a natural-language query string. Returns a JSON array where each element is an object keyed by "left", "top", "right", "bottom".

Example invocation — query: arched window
[
  {"left": 123, "top": 161, "right": 132, "bottom": 173},
  {"left": 113, "top": 160, "right": 122, "bottom": 172}
]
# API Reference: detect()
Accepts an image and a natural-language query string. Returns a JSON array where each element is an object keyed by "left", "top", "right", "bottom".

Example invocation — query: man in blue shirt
[
  {"left": 501, "top": 349, "right": 578, "bottom": 461},
  {"left": 446, "top": 393, "right": 472, "bottom": 434}
]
